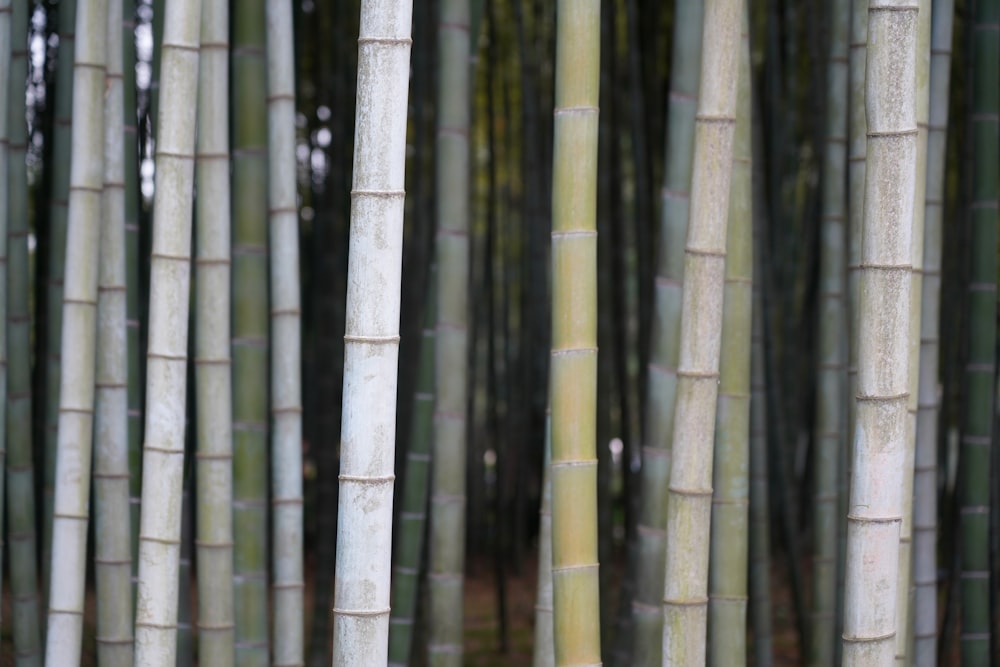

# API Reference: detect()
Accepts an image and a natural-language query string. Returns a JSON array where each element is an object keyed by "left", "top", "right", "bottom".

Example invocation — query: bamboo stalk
[
  {"left": 132, "top": 0, "right": 202, "bottom": 663},
  {"left": 331, "top": 2, "right": 413, "bottom": 664},
  {"left": 532, "top": 412, "right": 554, "bottom": 667},
  {"left": 194, "top": 0, "right": 234, "bottom": 663},
  {"left": 0, "top": 0, "right": 9, "bottom": 649},
  {"left": 913, "top": 1, "right": 954, "bottom": 663},
  {"left": 44, "top": 0, "right": 107, "bottom": 661},
  {"left": 661, "top": 1, "right": 743, "bottom": 664},
  {"left": 842, "top": 2, "right": 918, "bottom": 664}
]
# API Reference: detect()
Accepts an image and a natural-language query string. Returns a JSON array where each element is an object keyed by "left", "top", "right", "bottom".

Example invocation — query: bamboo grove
[{"left": 0, "top": 0, "right": 995, "bottom": 666}]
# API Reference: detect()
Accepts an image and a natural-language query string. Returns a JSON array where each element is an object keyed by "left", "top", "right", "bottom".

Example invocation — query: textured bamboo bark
[
  {"left": 428, "top": 1, "right": 471, "bottom": 664},
  {"left": 266, "top": 1, "right": 304, "bottom": 663},
  {"left": 706, "top": 12, "right": 751, "bottom": 666},
  {"left": 549, "top": 2, "right": 601, "bottom": 665},
  {"left": 842, "top": 2, "right": 918, "bottom": 664},
  {"left": 532, "top": 413, "right": 554, "bottom": 667},
  {"left": 913, "top": 1, "right": 953, "bottom": 663},
  {"left": 661, "top": 1, "right": 743, "bottom": 664},
  {"left": 809, "top": 1, "right": 848, "bottom": 665},
  {"left": 632, "top": 1, "right": 704, "bottom": 663},
  {"left": 194, "top": 0, "right": 234, "bottom": 664},
  {"left": 93, "top": 0, "right": 133, "bottom": 663},
  {"left": 331, "top": 2, "right": 413, "bottom": 664},
  {"left": 0, "top": 0, "right": 8, "bottom": 649},
  {"left": 960, "top": 0, "right": 998, "bottom": 663},
  {"left": 132, "top": 0, "right": 201, "bottom": 663},
  {"left": 231, "top": 1, "right": 270, "bottom": 662},
  {"left": 44, "top": 0, "right": 107, "bottom": 662},
  {"left": 6, "top": 1, "right": 41, "bottom": 663}
]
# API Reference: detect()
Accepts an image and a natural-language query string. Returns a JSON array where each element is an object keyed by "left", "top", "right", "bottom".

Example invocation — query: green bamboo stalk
[
  {"left": 661, "top": 1, "right": 743, "bottom": 664},
  {"left": 331, "top": 2, "right": 413, "bottom": 663},
  {"left": 809, "top": 1, "right": 848, "bottom": 664},
  {"left": 914, "top": 1, "right": 954, "bottom": 663},
  {"left": 706, "top": 10, "right": 751, "bottom": 665},
  {"left": 427, "top": 0, "right": 472, "bottom": 664},
  {"left": 43, "top": 0, "right": 107, "bottom": 661},
  {"left": 549, "top": 2, "right": 601, "bottom": 665},
  {"left": 6, "top": 1, "right": 41, "bottom": 663},
  {"left": 960, "top": 0, "right": 998, "bottom": 663},
  {"left": 231, "top": 1, "right": 270, "bottom": 663},
  {"left": 388, "top": 274, "right": 436, "bottom": 667},
  {"left": 266, "top": 1, "right": 304, "bottom": 663},
  {"left": 0, "top": 0, "right": 9, "bottom": 650},
  {"left": 194, "top": 0, "right": 234, "bottom": 663},
  {"left": 532, "top": 412, "right": 553, "bottom": 667},
  {"left": 842, "top": 2, "right": 918, "bottom": 664},
  {"left": 631, "top": 0, "right": 704, "bottom": 661},
  {"left": 42, "top": 0, "right": 75, "bottom": 604},
  {"left": 132, "top": 0, "right": 201, "bottom": 663},
  {"left": 93, "top": 0, "right": 133, "bottom": 663}
]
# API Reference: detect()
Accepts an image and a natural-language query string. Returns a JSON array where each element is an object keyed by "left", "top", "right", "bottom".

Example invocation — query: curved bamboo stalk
[
  {"left": 532, "top": 413, "right": 553, "bottom": 667},
  {"left": 913, "top": 1, "right": 954, "bottom": 663},
  {"left": 706, "top": 11, "right": 751, "bottom": 665},
  {"left": 0, "top": 0, "right": 9, "bottom": 649},
  {"left": 661, "top": 0, "right": 743, "bottom": 664},
  {"left": 809, "top": 1, "right": 849, "bottom": 665},
  {"left": 132, "top": 0, "right": 201, "bottom": 663},
  {"left": 960, "top": 0, "right": 998, "bottom": 663},
  {"left": 266, "top": 1, "right": 304, "bottom": 663},
  {"left": 93, "top": 0, "right": 134, "bottom": 663},
  {"left": 44, "top": 0, "right": 107, "bottom": 661},
  {"left": 842, "top": 2, "right": 918, "bottom": 664},
  {"left": 428, "top": 0, "right": 472, "bottom": 664},
  {"left": 331, "top": 2, "right": 413, "bottom": 664},
  {"left": 194, "top": 0, "right": 234, "bottom": 664},
  {"left": 631, "top": 1, "right": 704, "bottom": 661},
  {"left": 549, "top": 2, "right": 601, "bottom": 665},
  {"left": 7, "top": 2, "right": 42, "bottom": 663}
]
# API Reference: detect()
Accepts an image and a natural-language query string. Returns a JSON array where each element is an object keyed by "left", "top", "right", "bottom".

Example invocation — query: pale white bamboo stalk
[
  {"left": 44, "top": 0, "right": 107, "bottom": 662},
  {"left": 661, "top": 1, "right": 744, "bottom": 664},
  {"left": 93, "top": 0, "right": 133, "bottom": 663},
  {"left": 842, "top": 1, "right": 918, "bottom": 664},
  {"left": 331, "top": 3, "right": 413, "bottom": 664},
  {"left": 194, "top": 0, "right": 234, "bottom": 664},
  {"left": 266, "top": 1, "right": 304, "bottom": 665},
  {"left": 133, "top": 0, "right": 202, "bottom": 664}
]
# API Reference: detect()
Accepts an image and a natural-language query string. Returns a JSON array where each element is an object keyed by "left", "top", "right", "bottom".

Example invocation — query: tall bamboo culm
[
  {"left": 93, "top": 0, "right": 133, "bottom": 663},
  {"left": 914, "top": 1, "right": 954, "bottom": 663},
  {"left": 631, "top": 1, "right": 704, "bottom": 661},
  {"left": 706, "top": 10, "right": 751, "bottom": 665},
  {"left": 809, "top": 0, "right": 848, "bottom": 664},
  {"left": 331, "top": 2, "right": 413, "bottom": 664},
  {"left": 44, "top": 0, "right": 107, "bottom": 662},
  {"left": 842, "top": 1, "right": 918, "bottom": 664},
  {"left": 266, "top": 0, "right": 304, "bottom": 663},
  {"left": 661, "top": 0, "right": 743, "bottom": 664},
  {"left": 194, "top": 0, "right": 234, "bottom": 663},
  {"left": 549, "top": 2, "right": 601, "bottom": 665},
  {"left": 960, "top": 0, "right": 998, "bottom": 663},
  {"left": 6, "top": 0, "right": 42, "bottom": 662},
  {"left": 132, "top": 0, "right": 201, "bottom": 663},
  {"left": 231, "top": 1, "right": 271, "bottom": 660},
  {"left": 0, "top": 0, "right": 9, "bottom": 649},
  {"left": 532, "top": 413, "right": 553, "bottom": 667}
]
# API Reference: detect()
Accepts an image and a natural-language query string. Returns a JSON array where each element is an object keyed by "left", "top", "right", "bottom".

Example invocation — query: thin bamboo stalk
[
  {"left": 6, "top": 1, "right": 41, "bottom": 663},
  {"left": 960, "top": 0, "right": 998, "bottom": 663},
  {"left": 93, "top": 0, "right": 133, "bottom": 663},
  {"left": 194, "top": 0, "right": 234, "bottom": 663},
  {"left": 266, "top": 1, "right": 304, "bottom": 663},
  {"left": 532, "top": 413, "right": 553, "bottom": 667},
  {"left": 331, "top": 2, "right": 413, "bottom": 664},
  {"left": 631, "top": 1, "right": 704, "bottom": 662},
  {"left": 809, "top": 0, "right": 849, "bottom": 664},
  {"left": 842, "top": 1, "right": 918, "bottom": 664},
  {"left": 132, "top": 0, "right": 202, "bottom": 663},
  {"left": 549, "top": 2, "right": 601, "bottom": 665},
  {"left": 706, "top": 10, "right": 751, "bottom": 665},
  {"left": 44, "top": 0, "right": 107, "bottom": 661},
  {"left": 661, "top": 0, "right": 743, "bottom": 664},
  {"left": 428, "top": 0, "right": 472, "bottom": 664},
  {"left": 0, "top": 0, "right": 9, "bottom": 649},
  {"left": 913, "top": 1, "right": 954, "bottom": 663}
]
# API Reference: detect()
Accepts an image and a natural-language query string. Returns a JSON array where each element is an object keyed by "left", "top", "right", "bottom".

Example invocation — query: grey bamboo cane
[{"left": 0, "top": 0, "right": 9, "bottom": 650}]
